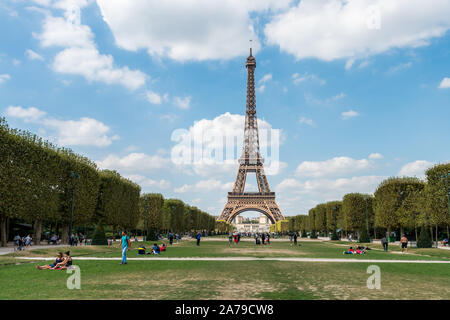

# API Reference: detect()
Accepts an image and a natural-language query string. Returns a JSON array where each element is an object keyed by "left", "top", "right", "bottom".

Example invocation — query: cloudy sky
[{"left": 1, "top": 0, "right": 450, "bottom": 217}]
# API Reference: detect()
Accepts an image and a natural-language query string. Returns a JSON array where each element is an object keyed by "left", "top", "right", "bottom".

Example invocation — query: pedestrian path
[
  {"left": 15, "top": 256, "right": 450, "bottom": 264},
  {"left": 0, "top": 244, "right": 67, "bottom": 256}
]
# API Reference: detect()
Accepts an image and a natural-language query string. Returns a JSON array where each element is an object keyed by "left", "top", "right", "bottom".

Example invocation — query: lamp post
[{"left": 69, "top": 171, "right": 80, "bottom": 241}]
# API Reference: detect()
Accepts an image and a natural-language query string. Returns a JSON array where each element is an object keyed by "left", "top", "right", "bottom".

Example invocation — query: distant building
[{"left": 231, "top": 214, "right": 271, "bottom": 233}]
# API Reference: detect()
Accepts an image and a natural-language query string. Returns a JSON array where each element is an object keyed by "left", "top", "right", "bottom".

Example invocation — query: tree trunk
[
  {"left": 373, "top": 227, "right": 376, "bottom": 239},
  {"left": 415, "top": 226, "right": 418, "bottom": 242},
  {"left": 61, "top": 224, "right": 69, "bottom": 244},
  {"left": 436, "top": 225, "right": 438, "bottom": 248},
  {"left": 1, "top": 216, "right": 7, "bottom": 247},
  {"left": 430, "top": 226, "right": 434, "bottom": 246},
  {"left": 34, "top": 219, "right": 42, "bottom": 245}
]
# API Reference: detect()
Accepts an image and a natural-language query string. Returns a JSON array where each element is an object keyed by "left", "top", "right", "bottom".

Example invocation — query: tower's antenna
[{"left": 249, "top": 39, "right": 252, "bottom": 56}]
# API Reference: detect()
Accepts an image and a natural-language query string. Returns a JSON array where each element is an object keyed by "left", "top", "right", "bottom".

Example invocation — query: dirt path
[{"left": 15, "top": 256, "right": 450, "bottom": 263}]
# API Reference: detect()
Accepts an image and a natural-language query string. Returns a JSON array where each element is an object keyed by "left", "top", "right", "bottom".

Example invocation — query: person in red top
[{"left": 343, "top": 247, "right": 354, "bottom": 254}]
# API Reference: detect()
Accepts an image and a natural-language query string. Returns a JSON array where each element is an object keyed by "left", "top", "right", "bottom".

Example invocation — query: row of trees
[
  {"left": 0, "top": 118, "right": 140, "bottom": 246},
  {"left": 139, "top": 194, "right": 219, "bottom": 240},
  {"left": 287, "top": 163, "right": 450, "bottom": 244}
]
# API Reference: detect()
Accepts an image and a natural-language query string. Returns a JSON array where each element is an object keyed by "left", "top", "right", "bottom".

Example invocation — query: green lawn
[{"left": 1, "top": 239, "right": 449, "bottom": 300}]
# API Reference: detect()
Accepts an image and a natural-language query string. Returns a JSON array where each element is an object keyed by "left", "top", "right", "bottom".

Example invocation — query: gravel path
[{"left": 15, "top": 256, "right": 450, "bottom": 263}]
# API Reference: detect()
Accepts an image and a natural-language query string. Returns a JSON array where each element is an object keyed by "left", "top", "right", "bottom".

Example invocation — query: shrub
[
  {"left": 359, "top": 228, "right": 371, "bottom": 243},
  {"left": 417, "top": 226, "right": 432, "bottom": 248},
  {"left": 91, "top": 224, "right": 107, "bottom": 245}
]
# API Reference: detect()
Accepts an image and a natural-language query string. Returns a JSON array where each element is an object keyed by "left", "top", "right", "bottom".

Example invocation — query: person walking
[
  {"left": 293, "top": 232, "right": 298, "bottom": 246},
  {"left": 401, "top": 234, "right": 408, "bottom": 253},
  {"left": 25, "top": 235, "right": 32, "bottom": 249},
  {"left": 196, "top": 232, "right": 201, "bottom": 246},
  {"left": 120, "top": 231, "right": 131, "bottom": 265},
  {"left": 381, "top": 236, "right": 388, "bottom": 252}
]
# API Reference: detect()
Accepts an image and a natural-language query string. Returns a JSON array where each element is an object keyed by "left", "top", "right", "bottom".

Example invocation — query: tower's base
[{"left": 218, "top": 192, "right": 284, "bottom": 224}]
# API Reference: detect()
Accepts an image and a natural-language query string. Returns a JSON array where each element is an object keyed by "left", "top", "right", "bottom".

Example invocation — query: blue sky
[{"left": 1, "top": 0, "right": 449, "bottom": 217}]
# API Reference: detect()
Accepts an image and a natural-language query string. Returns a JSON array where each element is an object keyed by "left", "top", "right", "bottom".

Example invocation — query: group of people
[
  {"left": 229, "top": 232, "right": 241, "bottom": 245},
  {"left": 13, "top": 234, "right": 32, "bottom": 251},
  {"left": 137, "top": 242, "right": 168, "bottom": 255},
  {"left": 343, "top": 246, "right": 370, "bottom": 255},
  {"left": 69, "top": 233, "right": 88, "bottom": 246},
  {"left": 255, "top": 232, "right": 270, "bottom": 245},
  {"left": 36, "top": 251, "right": 72, "bottom": 270},
  {"left": 289, "top": 232, "right": 299, "bottom": 246},
  {"left": 168, "top": 232, "right": 180, "bottom": 245}
]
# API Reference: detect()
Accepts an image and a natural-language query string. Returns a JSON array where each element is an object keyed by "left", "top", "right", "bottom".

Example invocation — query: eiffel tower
[{"left": 218, "top": 46, "right": 284, "bottom": 224}]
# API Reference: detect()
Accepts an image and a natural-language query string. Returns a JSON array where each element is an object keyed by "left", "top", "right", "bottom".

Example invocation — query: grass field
[{"left": 1, "top": 238, "right": 449, "bottom": 300}]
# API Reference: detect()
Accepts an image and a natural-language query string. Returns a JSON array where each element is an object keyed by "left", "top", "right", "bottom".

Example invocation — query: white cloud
[
  {"left": 341, "top": 110, "right": 359, "bottom": 119},
  {"left": 174, "top": 179, "right": 233, "bottom": 193},
  {"left": 295, "top": 156, "right": 371, "bottom": 178},
  {"left": 292, "top": 72, "right": 326, "bottom": 85},
  {"left": 146, "top": 90, "right": 167, "bottom": 105},
  {"left": 5, "top": 106, "right": 46, "bottom": 122},
  {"left": 97, "top": 153, "right": 167, "bottom": 172},
  {"left": 265, "top": 0, "right": 450, "bottom": 61},
  {"left": 439, "top": 77, "right": 450, "bottom": 89},
  {"left": 26, "top": 49, "right": 44, "bottom": 61},
  {"left": 96, "top": 0, "right": 292, "bottom": 61},
  {"left": 299, "top": 117, "right": 316, "bottom": 127},
  {"left": 5, "top": 106, "right": 118, "bottom": 147},
  {"left": 52, "top": 47, "right": 146, "bottom": 91},
  {"left": 398, "top": 160, "right": 433, "bottom": 178},
  {"left": 173, "top": 96, "right": 191, "bottom": 110},
  {"left": 35, "top": 2, "right": 147, "bottom": 90},
  {"left": 171, "top": 112, "right": 283, "bottom": 177},
  {"left": 257, "top": 73, "right": 272, "bottom": 92},
  {"left": 125, "top": 174, "right": 171, "bottom": 189},
  {"left": 0, "top": 74, "right": 11, "bottom": 84},
  {"left": 387, "top": 62, "right": 412, "bottom": 74},
  {"left": 259, "top": 73, "right": 272, "bottom": 84},
  {"left": 369, "top": 153, "right": 383, "bottom": 160},
  {"left": 276, "top": 175, "right": 386, "bottom": 202},
  {"left": 304, "top": 92, "right": 346, "bottom": 106}
]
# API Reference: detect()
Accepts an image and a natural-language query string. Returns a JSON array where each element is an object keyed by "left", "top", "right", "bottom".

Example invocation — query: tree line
[
  {"left": 0, "top": 118, "right": 217, "bottom": 246},
  {"left": 287, "top": 163, "right": 450, "bottom": 245},
  {"left": 139, "top": 194, "right": 224, "bottom": 240}
]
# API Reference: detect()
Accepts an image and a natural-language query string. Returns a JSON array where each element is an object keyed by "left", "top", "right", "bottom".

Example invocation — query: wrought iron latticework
[{"left": 218, "top": 47, "right": 284, "bottom": 224}]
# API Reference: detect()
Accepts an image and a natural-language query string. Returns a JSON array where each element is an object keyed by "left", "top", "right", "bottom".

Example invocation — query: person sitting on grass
[
  {"left": 52, "top": 251, "right": 72, "bottom": 270},
  {"left": 160, "top": 242, "right": 167, "bottom": 252},
  {"left": 343, "top": 247, "right": 355, "bottom": 254},
  {"left": 442, "top": 238, "right": 448, "bottom": 247},
  {"left": 36, "top": 252, "right": 64, "bottom": 270},
  {"left": 137, "top": 246, "right": 146, "bottom": 255},
  {"left": 150, "top": 243, "right": 160, "bottom": 255}
]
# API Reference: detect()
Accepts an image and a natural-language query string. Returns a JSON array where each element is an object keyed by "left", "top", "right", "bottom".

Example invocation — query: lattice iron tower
[{"left": 218, "top": 47, "right": 284, "bottom": 224}]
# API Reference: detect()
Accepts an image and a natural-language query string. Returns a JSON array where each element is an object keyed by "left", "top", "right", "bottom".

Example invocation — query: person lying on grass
[
  {"left": 52, "top": 251, "right": 73, "bottom": 270},
  {"left": 36, "top": 252, "right": 64, "bottom": 270},
  {"left": 343, "top": 247, "right": 366, "bottom": 255},
  {"left": 343, "top": 247, "right": 355, "bottom": 254}
]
